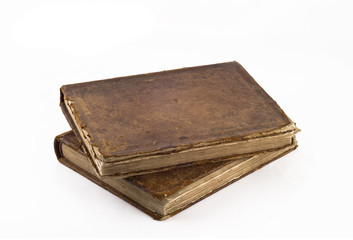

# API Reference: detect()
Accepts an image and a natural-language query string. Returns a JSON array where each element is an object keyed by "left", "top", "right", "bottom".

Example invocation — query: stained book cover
[
  {"left": 54, "top": 131, "right": 297, "bottom": 220},
  {"left": 60, "top": 61, "right": 298, "bottom": 177}
]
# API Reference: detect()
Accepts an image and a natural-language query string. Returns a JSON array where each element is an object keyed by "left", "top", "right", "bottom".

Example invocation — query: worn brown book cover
[
  {"left": 55, "top": 131, "right": 297, "bottom": 220},
  {"left": 60, "top": 61, "right": 298, "bottom": 177}
]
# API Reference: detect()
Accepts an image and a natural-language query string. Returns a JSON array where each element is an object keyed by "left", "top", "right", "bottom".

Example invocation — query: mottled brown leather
[
  {"left": 60, "top": 61, "right": 292, "bottom": 161},
  {"left": 54, "top": 131, "right": 297, "bottom": 220}
]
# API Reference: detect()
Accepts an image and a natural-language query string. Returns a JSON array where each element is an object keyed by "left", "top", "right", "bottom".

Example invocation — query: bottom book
[{"left": 54, "top": 131, "right": 297, "bottom": 220}]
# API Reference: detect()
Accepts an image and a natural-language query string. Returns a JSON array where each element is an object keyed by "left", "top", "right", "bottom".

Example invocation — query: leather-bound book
[
  {"left": 55, "top": 131, "right": 298, "bottom": 220},
  {"left": 60, "top": 61, "right": 299, "bottom": 177}
]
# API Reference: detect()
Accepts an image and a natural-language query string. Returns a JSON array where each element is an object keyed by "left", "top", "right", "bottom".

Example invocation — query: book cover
[
  {"left": 55, "top": 131, "right": 297, "bottom": 220},
  {"left": 60, "top": 61, "right": 298, "bottom": 176}
]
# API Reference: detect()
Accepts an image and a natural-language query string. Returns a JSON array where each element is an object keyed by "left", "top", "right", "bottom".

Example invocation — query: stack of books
[{"left": 54, "top": 61, "right": 299, "bottom": 220}]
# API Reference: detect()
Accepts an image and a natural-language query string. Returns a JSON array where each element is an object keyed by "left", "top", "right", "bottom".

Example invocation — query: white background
[{"left": 0, "top": 0, "right": 352, "bottom": 239}]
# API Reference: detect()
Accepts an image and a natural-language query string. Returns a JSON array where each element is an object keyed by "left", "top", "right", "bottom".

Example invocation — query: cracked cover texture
[{"left": 60, "top": 61, "right": 291, "bottom": 159}]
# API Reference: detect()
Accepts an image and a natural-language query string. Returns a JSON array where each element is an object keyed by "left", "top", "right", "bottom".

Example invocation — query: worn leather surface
[
  {"left": 61, "top": 61, "right": 291, "bottom": 160},
  {"left": 54, "top": 131, "right": 297, "bottom": 220}
]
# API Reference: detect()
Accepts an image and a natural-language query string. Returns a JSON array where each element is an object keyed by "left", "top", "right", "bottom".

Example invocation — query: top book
[{"left": 60, "top": 61, "right": 298, "bottom": 177}]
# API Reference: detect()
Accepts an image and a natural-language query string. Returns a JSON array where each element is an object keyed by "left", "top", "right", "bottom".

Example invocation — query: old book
[
  {"left": 54, "top": 131, "right": 298, "bottom": 220},
  {"left": 60, "top": 61, "right": 299, "bottom": 177}
]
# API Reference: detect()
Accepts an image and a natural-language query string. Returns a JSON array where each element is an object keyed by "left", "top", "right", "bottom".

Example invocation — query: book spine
[
  {"left": 54, "top": 132, "right": 65, "bottom": 160},
  {"left": 60, "top": 88, "right": 101, "bottom": 177}
]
